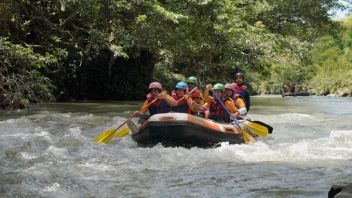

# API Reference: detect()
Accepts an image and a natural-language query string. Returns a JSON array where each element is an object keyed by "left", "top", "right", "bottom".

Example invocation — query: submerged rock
[{"left": 328, "top": 184, "right": 352, "bottom": 198}]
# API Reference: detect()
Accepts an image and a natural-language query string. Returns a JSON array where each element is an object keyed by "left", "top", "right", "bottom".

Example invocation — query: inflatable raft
[
  {"left": 128, "top": 112, "right": 252, "bottom": 148},
  {"left": 282, "top": 92, "right": 310, "bottom": 97}
]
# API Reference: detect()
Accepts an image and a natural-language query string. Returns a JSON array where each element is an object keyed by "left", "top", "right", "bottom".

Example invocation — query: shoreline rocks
[{"left": 326, "top": 88, "right": 352, "bottom": 97}]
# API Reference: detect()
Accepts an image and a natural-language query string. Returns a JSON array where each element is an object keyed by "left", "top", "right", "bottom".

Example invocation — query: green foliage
[
  {"left": 308, "top": 16, "right": 352, "bottom": 95},
  {"left": 0, "top": 0, "right": 349, "bottom": 108},
  {"left": 0, "top": 37, "right": 57, "bottom": 109}
]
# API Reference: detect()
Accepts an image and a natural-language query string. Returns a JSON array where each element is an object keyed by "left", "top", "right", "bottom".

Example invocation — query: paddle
[
  {"left": 95, "top": 98, "right": 158, "bottom": 144},
  {"left": 251, "top": 120, "right": 273, "bottom": 134},
  {"left": 237, "top": 120, "right": 269, "bottom": 137},
  {"left": 237, "top": 115, "right": 273, "bottom": 135},
  {"left": 193, "top": 99, "right": 271, "bottom": 137},
  {"left": 126, "top": 87, "right": 199, "bottom": 137},
  {"left": 213, "top": 93, "right": 256, "bottom": 143},
  {"left": 175, "top": 87, "right": 198, "bottom": 103},
  {"left": 95, "top": 127, "right": 131, "bottom": 144},
  {"left": 113, "top": 127, "right": 130, "bottom": 138},
  {"left": 127, "top": 119, "right": 138, "bottom": 134}
]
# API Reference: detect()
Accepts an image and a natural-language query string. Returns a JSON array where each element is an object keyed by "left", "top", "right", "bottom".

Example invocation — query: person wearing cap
[
  {"left": 225, "top": 83, "right": 247, "bottom": 116},
  {"left": 171, "top": 81, "right": 194, "bottom": 113},
  {"left": 137, "top": 82, "right": 177, "bottom": 116},
  {"left": 232, "top": 72, "right": 250, "bottom": 112},
  {"left": 203, "top": 83, "right": 239, "bottom": 122}
]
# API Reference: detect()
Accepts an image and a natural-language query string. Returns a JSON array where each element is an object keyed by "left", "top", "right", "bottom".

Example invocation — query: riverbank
[{"left": 325, "top": 87, "right": 352, "bottom": 97}]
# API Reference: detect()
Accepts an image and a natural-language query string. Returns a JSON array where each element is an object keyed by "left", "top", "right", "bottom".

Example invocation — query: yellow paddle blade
[
  {"left": 243, "top": 121, "right": 269, "bottom": 137},
  {"left": 95, "top": 128, "right": 117, "bottom": 144},
  {"left": 112, "top": 127, "right": 130, "bottom": 138},
  {"left": 241, "top": 129, "right": 256, "bottom": 143},
  {"left": 95, "top": 127, "right": 130, "bottom": 144}
]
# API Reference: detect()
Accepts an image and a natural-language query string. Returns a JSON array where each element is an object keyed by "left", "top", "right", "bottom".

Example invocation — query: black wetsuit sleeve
[{"left": 245, "top": 91, "right": 250, "bottom": 112}]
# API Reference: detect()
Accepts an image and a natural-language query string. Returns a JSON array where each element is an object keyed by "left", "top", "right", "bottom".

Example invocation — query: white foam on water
[
  {"left": 43, "top": 183, "right": 62, "bottom": 193},
  {"left": 20, "top": 152, "right": 39, "bottom": 160},
  {"left": 210, "top": 129, "right": 352, "bottom": 163},
  {"left": 78, "top": 113, "right": 94, "bottom": 120},
  {"left": 33, "top": 128, "right": 50, "bottom": 136},
  {"left": 251, "top": 113, "right": 318, "bottom": 124},
  {"left": 64, "top": 126, "right": 82, "bottom": 138},
  {"left": 24, "top": 128, "right": 53, "bottom": 144},
  {"left": 77, "top": 162, "right": 116, "bottom": 172},
  {"left": 0, "top": 117, "right": 32, "bottom": 125},
  {"left": 0, "top": 127, "right": 51, "bottom": 142},
  {"left": 122, "top": 129, "right": 352, "bottom": 169},
  {"left": 328, "top": 130, "right": 352, "bottom": 145},
  {"left": 39, "top": 182, "right": 67, "bottom": 198},
  {"left": 46, "top": 145, "right": 69, "bottom": 158},
  {"left": 61, "top": 113, "right": 72, "bottom": 118},
  {"left": 214, "top": 141, "right": 284, "bottom": 163},
  {"left": 0, "top": 119, "right": 16, "bottom": 124}
]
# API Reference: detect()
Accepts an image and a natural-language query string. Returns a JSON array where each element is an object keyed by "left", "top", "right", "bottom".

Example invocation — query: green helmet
[
  {"left": 212, "top": 83, "right": 225, "bottom": 91},
  {"left": 186, "top": 76, "right": 198, "bottom": 85}
]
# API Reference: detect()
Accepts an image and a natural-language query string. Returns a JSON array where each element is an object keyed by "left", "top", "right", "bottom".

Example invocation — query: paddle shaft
[
  {"left": 115, "top": 98, "right": 158, "bottom": 131},
  {"left": 176, "top": 87, "right": 198, "bottom": 103},
  {"left": 213, "top": 93, "right": 241, "bottom": 128},
  {"left": 116, "top": 87, "right": 197, "bottom": 134},
  {"left": 213, "top": 93, "right": 256, "bottom": 143}
]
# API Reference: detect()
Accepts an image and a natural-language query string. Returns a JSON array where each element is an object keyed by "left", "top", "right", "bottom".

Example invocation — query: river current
[{"left": 0, "top": 96, "right": 351, "bottom": 197}]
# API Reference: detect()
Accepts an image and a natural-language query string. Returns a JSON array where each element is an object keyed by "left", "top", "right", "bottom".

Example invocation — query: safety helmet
[
  {"left": 235, "top": 72, "right": 244, "bottom": 79},
  {"left": 176, "top": 81, "right": 187, "bottom": 90},
  {"left": 224, "top": 83, "right": 235, "bottom": 90},
  {"left": 148, "top": 82, "right": 162, "bottom": 90},
  {"left": 186, "top": 76, "right": 198, "bottom": 85},
  {"left": 212, "top": 83, "right": 225, "bottom": 91}
]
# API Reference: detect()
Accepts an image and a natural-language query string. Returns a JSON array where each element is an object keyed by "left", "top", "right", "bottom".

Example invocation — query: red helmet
[{"left": 148, "top": 82, "right": 162, "bottom": 90}]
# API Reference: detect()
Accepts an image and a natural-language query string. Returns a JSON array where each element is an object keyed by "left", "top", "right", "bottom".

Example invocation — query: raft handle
[
  {"left": 223, "top": 126, "right": 234, "bottom": 133},
  {"left": 159, "top": 116, "right": 176, "bottom": 121}
]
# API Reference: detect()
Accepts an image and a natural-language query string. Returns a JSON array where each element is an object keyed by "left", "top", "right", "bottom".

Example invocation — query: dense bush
[{"left": 0, "top": 0, "right": 350, "bottom": 109}]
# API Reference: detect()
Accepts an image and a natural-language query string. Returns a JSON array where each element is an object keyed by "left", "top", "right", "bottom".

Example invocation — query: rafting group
[
  {"left": 96, "top": 73, "right": 273, "bottom": 148},
  {"left": 282, "top": 82, "right": 310, "bottom": 97},
  {"left": 134, "top": 73, "right": 250, "bottom": 124}
]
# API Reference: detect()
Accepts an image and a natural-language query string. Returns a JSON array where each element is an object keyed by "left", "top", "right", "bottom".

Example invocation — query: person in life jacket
[
  {"left": 204, "top": 83, "right": 239, "bottom": 123},
  {"left": 232, "top": 72, "right": 250, "bottom": 112},
  {"left": 171, "top": 81, "right": 194, "bottom": 113},
  {"left": 282, "top": 84, "right": 289, "bottom": 95},
  {"left": 186, "top": 76, "right": 206, "bottom": 114},
  {"left": 290, "top": 82, "right": 296, "bottom": 95},
  {"left": 136, "top": 82, "right": 177, "bottom": 117},
  {"left": 225, "top": 83, "right": 247, "bottom": 116}
]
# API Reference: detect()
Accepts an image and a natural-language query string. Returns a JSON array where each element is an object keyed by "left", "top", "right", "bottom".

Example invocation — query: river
[{"left": 0, "top": 96, "right": 351, "bottom": 197}]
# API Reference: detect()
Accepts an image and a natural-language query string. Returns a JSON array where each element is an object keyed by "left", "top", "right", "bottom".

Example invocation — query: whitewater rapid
[{"left": 1, "top": 97, "right": 352, "bottom": 197}]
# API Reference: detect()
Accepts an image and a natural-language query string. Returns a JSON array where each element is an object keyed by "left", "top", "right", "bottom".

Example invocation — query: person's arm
[
  {"left": 183, "top": 95, "right": 194, "bottom": 112},
  {"left": 133, "top": 100, "right": 149, "bottom": 117},
  {"left": 225, "top": 100, "right": 239, "bottom": 118},
  {"left": 203, "top": 96, "right": 213, "bottom": 109},
  {"left": 158, "top": 91, "right": 177, "bottom": 106},
  {"left": 196, "top": 91, "right": 206, "bottom": 104},
  {"left": 245, "top": 91, "right": 250, "bottom": 111},
  {"left": 203, "top": 84, "right": 212, "bottom": 99},
  {"left": 235, "top": 98, "right": 247, "bottom": 115},
  {"left": 139, "top": 100, "right": 149, "bottom": 113},
  {"left": 202, "top": 98, "right": 213, "bottom": 119}
]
